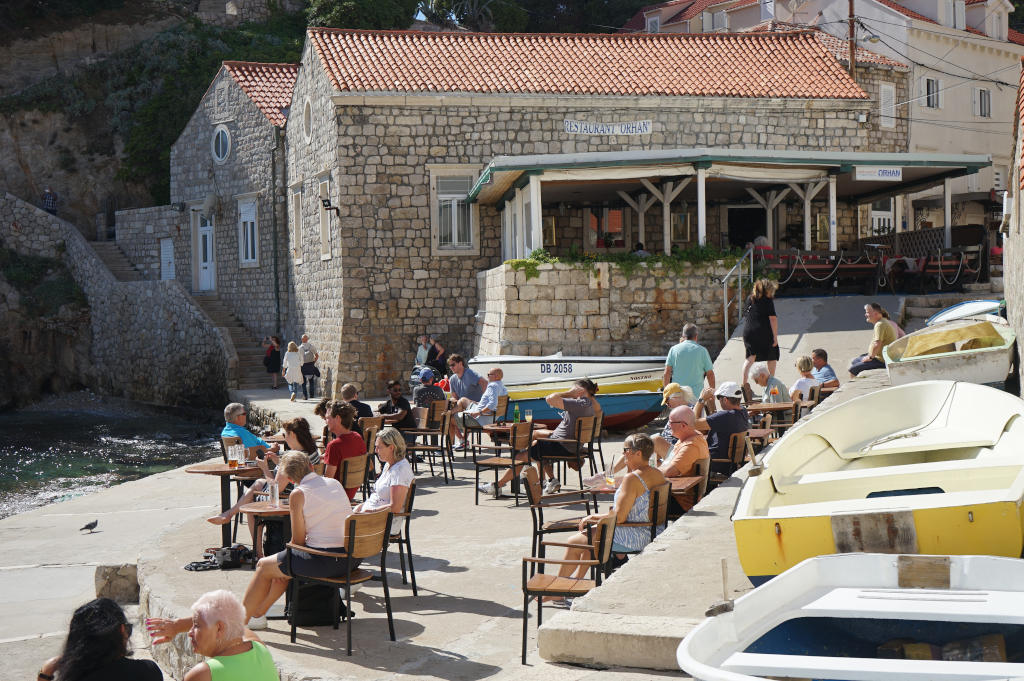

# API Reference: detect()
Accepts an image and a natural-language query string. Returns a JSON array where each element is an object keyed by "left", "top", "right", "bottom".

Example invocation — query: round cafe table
[{"left": 186, "top": 462, "right": 261, "bottom": 547}]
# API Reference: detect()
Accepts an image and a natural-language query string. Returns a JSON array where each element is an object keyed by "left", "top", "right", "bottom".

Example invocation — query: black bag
[
  {"left": 214, "top": 544, "right": 251, "bottom": 569},
  {"left": 291, "top": 584, "right": 340, "bottom": 626},
  {"left": 262, "top": 518, "right": 286, "bottom": 557}
]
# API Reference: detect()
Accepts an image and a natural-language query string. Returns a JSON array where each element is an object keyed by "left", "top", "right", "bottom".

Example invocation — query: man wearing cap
[
  {"left": 664, "top": 323, "right": 716, "bottom": 400},
  {"left": 412, "top": 368, "right": 446, "bottom": 408},
  {"left": 696, "top": 382, "right": 750, "bottom": 474},
  {"left": 454, "top": 367, "right": 508, "bottom": 442},
  {"left": 662, "top": 404, "right": 709, "bottom": 514}
]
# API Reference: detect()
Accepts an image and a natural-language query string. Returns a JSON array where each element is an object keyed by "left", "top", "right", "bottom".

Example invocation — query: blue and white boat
[{"left": 510, "top": 391, "right": 664, "bottom": 430}]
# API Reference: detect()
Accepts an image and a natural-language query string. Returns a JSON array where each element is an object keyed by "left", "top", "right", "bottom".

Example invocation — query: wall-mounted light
[{"left": 321, "top": 198, "right": 340, "bottom": 217}]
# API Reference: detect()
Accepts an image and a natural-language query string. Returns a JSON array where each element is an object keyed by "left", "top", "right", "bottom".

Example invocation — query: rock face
[{"left": 95, "top": 563, "right": 140, "bottom": 603}]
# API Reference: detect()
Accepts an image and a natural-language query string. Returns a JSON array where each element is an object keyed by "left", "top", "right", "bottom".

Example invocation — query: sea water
[{"left": 0, "top": 394, "right": 219, "bottom": 519}]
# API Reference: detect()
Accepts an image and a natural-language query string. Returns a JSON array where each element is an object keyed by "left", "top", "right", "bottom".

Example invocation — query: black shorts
[
  {"left": 743, "top": 341, "right": 779, "bottom": 362},
  {"left": 278, "top": 546, "right": 362, "bottom": 579},
  {"left": 529, "top": 439, "right": 570, "bottom": 461}
]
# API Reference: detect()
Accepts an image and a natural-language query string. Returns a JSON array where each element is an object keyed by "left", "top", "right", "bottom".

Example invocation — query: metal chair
[{"left": 472, "top": 420, "right": 531, "bottom": 505}]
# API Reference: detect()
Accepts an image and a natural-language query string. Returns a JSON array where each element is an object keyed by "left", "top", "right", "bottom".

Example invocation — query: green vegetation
[
  {"left": 507, "top": 246, "right": 743, "bottom": 281},
  {"left": 307, "top": 0, "right": 420, "bottom": 29},
  {"left": 420, "top": 0, "right": 647, "bottom": 32},
  {"left": 0, "top": 247, "right": 87, "bottom": 318}
]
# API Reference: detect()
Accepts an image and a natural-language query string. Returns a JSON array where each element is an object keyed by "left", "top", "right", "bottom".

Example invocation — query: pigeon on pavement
[{"left": 80, "top": 520, "right": 99, "bottom": 533}]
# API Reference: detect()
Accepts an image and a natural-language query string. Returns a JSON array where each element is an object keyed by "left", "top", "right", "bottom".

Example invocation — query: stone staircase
[
  {"left": 902, "top": 277, "right": 1005, "bottom": 326},
  {"left": 89, "top": 242, "right": 143, "bottom": 281},
  {"left": 192, "top": 295, "right": 269, "bottom": 390}
]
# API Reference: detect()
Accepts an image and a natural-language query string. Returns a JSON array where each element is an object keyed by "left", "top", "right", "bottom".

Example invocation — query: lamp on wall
[{"left": 321, "top": 197, "right": 340, "bottom": 217}]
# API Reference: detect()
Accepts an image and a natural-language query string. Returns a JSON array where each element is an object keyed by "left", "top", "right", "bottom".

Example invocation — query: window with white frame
[
  {"left": 238, "top": 198, "right": 258, "bottom": 266},
  {"left": 429, "top": 166, "right": 479, "bottom": 255},
  {"left": 702, "top": 11, "right": 712, "bottom": 31},
  {"left": 318, "top": 177, "right": 331, "bottom": 258},
  {"left": 713, "top": 10, "right": 728, "bottom": 30},
  {"left": 645, "top": 15, "right": 660, "bottom": 32},
  {"left": 923, "top": 78, "right": 941, "bottom": 109},
  {"left": 879, "top": 82, "right": 895, "bottom": 129},
  {"left": 211, "top": 124, "right": 231, "bottom": 163},
  {"left": 291, "top": 188, "right": 302, "bottom": 263},
  {"left": 973, "top": 87, "right": 991, "bottom": 118}
]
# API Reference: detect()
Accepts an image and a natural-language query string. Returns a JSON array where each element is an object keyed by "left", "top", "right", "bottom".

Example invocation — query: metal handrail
[{"left": 722, "top": 247, "right": 754, "bottom": 341}]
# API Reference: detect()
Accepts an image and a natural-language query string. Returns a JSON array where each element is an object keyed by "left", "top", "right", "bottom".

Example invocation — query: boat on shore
[
  {"left": 732, "top": 380, "right": 1024, "bottom": 584},
  {"left": 883, "top": 316, "right": 1014, "bottom": 387},
  {"left": 503, "top": 367, "right": 663, "bottom": 400},
  {"left": 467, "top": 353, "right": 664, "bottom": 385},
  {"left": 677, "top": 553, "right": 1024, "bottom": 681},
  {"left": 511, "top": 391, "right": 664, "bottom": 430},
  {"left": 926, "top": 299, "right": 1003, "bottom": 326}
]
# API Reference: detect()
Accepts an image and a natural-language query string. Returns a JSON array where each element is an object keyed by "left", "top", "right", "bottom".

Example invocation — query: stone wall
[
  {"left": 474, "top": 262, "right": 737, "bottom": 359},
  {"left": 0, "top": 193, "right": 231, "bottom": 407},
  {"left": 113, "top": 206, "right": 183, "bottom": 280},
  {"left": 857, "top": 63, "right": 911, "bottom": 153}
]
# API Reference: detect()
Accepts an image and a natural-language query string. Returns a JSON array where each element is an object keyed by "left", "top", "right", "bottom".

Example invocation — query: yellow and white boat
[
  {"left": 733, "top": 381, "right": 1024, "bottom": 584},
  {"left": 503, "top": 367, "right": 664, "bottom": 400}
]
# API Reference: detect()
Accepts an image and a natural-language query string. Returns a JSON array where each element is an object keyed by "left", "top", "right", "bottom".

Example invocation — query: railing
[{"left": 722, "top": 246, "right": 754, "bottom": 341}]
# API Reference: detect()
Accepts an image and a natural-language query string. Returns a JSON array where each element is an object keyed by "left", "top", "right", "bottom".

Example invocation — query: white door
[
  {"left": 870, "top": 198, "right": 894, "bottom": 236},
  {"left": 198, "top": 216, "right": 215, "bottom": 291},
  {"left": 159, "top": 238, "right": 175, "bottom": 280}
]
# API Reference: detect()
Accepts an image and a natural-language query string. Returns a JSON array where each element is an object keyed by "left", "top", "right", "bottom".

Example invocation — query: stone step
[
  {"left": 905, "top": 306, "right": 941, "bottom": 319},
  {"left": 991, "top": 277, "right": 1004, "bottom": 293},
  {"left": 89, "top": 241, "right": 143, "bottom": 282},
  {"left": 963, "top": 282, "right": 994, "bottom": 293}
]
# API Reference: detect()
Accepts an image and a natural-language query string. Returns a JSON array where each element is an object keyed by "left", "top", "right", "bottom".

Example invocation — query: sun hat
[
  {"left": 714, "top": 381, "right": 744, "bottom": 399},
  {"left": 661, "top": 382, "right": 684, "bottom": 405}
]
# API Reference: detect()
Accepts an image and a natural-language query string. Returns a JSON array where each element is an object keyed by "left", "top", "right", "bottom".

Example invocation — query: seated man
[
  {"left": 454, "top": 367, "right": 508, "bottom": 445},
  {"left": 341, "top": 383, "right": 374, "bottom": 420},
  {"left": 412, "top": 368, "right": 446, "bottom": 408},
  {"left": 696, "top": 383, "right": 750, "bottom": 474},
  {"left": 849, "top": 302, "right": 896, "bottom": 377},
  {"left": 221, "top": 402, "right": 280, "bottom": 460},
  {"left": 811, "top": 348, "right": 839, "bottom": 389},
  {"left": 749, "top": 362, "right": 787, "bottom": 403},
  {"left": 660, "top": 404, "right": 709, "bottom": 515},
  {"left": 378, "top": 379, "right": 417, "bottom": 442},
  {"left": 652, "top": 383, "right": 694, "bottom": 465}
]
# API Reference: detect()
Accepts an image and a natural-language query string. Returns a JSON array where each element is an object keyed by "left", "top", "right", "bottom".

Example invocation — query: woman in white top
[
  {"left": 241, "top": 452, "right": 354, "bottom": 625},
  {"left": 281, "top": 341, "right": 304, "bottom": 402},
  {"left": 354, "top": 427, "right": 413, "bottom": 534},
  {"left": 789, "top": 355, "right": 822, "bottom": 401}
]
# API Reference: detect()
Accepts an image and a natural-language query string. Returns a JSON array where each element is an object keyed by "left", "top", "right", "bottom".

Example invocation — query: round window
[
  {"left": 303, "top": 100, "right": 312, "bottom": 142},
  {"left": 211, "top": 125, "right": 231, "bottom": 163}
]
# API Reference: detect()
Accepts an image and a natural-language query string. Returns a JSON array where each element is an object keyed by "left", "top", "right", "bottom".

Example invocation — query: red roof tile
[
  {"left": 1010, "top": 28, "right": 1024, "bottom": 46},
  {"left": 666, "top": 0, "right": 726, "bottom": 24},
  {"left": 308, "top": 28, "right": 867, "bottom": 99},
  {"left": 620, "top": 0, "right": 693, "bottom": 32},
  {"left": 875, "top": 0, "right": 937, "bottom": 24},
  {"left": 223, "top": 61, "right": 299, "bottom": 126},
  {"left": 1017, "top": 57, "right": 1024, "bottom": 190},
  {"left": 743, "top": 21, "right": 908, "bottom": 69}
]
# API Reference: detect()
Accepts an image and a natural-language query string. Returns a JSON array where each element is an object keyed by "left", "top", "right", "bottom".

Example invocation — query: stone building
[{"left": 1002, "top": 58, "right": 1023, "bottom": 394}]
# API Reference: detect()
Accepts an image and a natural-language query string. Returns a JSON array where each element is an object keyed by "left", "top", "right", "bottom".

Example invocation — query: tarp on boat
[{"left": 901, "top": 321, "right": 1005, "bottom": 359}]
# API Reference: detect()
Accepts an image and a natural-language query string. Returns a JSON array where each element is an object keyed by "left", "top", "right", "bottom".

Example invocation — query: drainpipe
[{"left": 271, "top": 126, "right": 282, "bottom": 335}]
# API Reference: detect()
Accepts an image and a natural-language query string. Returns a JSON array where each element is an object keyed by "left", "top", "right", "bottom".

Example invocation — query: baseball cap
[
  {"left": 661, "top": 382, "right": 684, "bottom": 405},
  {"left": 714, "top": 381, "right": 743, "bottom": 399},
  {"left": 419, "top": 368, "right": 434, "bottom": 381}
]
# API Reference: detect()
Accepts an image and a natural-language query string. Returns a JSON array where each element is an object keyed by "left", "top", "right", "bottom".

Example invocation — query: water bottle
[
  {"left": 268, "top": 480, "right": 279, "bottom": 507},
  {"left": 513, "top": 403, "right": 520, "bottom": 423}
]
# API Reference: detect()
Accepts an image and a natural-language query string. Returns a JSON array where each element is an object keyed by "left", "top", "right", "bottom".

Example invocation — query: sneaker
[
  {"left": 453, "top": 441, "right": 467, "bottom": 451},
  {"left": 247, "top": 615, "right": 268, "bottom": 631},
  {"left": 543, "top": 478, "right": 561, "bottom": 494},
  {"left": 478, "top": 481, "right": 497, "bottom": 496},
  {"left": 582, "top": 473, "right": 604, "bottom": 488}
]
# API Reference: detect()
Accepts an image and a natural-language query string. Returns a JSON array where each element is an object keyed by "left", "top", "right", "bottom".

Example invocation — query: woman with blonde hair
[
  {"left": 740, "top": 278, "right": 780, "bottom": 389},
  {"left": 281, "top": 341, "right": 304, "bottom": 402},
  {"left": 789, "top": 355, "right": 821, "bottom": 401},
  {"left": 354, "top": 427, "right": 413, "bottom": 534}
]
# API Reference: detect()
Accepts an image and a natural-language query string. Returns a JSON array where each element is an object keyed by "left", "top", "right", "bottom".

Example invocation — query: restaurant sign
[
  {"left": 563, "top": 118, "right": 653, "bottom": 136},
  {"left": 855, "top": 166, "right": 902, "bottom": 182}
]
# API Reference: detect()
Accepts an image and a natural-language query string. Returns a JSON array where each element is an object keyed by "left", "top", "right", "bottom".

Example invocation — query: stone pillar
[{"left": 697, "top": 167, "right": 707, "bottom": 246}]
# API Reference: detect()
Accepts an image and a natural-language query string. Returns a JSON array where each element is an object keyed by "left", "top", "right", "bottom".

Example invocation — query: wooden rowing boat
[{"left": 883, "top": 316, "right": 1014, "bottom": 387}]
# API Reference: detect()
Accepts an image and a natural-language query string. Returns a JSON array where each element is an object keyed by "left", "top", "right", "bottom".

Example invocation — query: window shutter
[
  {"left": 937, "top": 79, "right": 944, "bottom": 109},
  {"left": 437, "top": 176, "right": 473, "bottom": 195},
  {"left": 971, "top": 87, "right": 978, "bottom": 116},
  {"left": 880, "top": 83, "right": 895, "bottom": 128},
  {"left": 702, "top": 11, "right": 712, "bottom": 32},
  {"left": 954, "top": 0, "right": 965, "bottom": 30}
]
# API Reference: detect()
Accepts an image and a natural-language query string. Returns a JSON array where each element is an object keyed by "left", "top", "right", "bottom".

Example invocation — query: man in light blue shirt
[
  {"left": 221, "top": 402, "right": 279, "bottom": 458},
  {"left": 811, "top": 348, "right": 840, "bottom": 388},
  {"left": 456, "top": 367, "right": 508, "bottom": 430},
  {"left": 664, "top": 323, "right": 716, "bottom": 399}
]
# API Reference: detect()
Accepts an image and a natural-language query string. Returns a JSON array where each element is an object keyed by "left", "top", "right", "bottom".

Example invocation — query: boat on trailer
[
  {"left": 677, "top": 553, "right": 1024, "bottom": 681},
  {"left": 883, "top": 316, "right": 1014, "bottom": 387},
  {"left": 732, "top": 381, "right": 1024, "bottom": 584},
  {"left": 467, "top": 353, "right": 664, "bottom": 385}
]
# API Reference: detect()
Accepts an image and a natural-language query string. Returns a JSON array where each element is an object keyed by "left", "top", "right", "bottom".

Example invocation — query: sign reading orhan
[{"left": 564, "top": 118, "right": 653, "bottom": 136}]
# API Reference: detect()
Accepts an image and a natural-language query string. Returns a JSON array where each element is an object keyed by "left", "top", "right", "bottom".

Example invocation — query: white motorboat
[
  {"left": 883, "top": 316, "right": 1015, "bottom": 386},
  {"left": 678, "top": 553, "right": 1024, "bottom": 681},
  {"left": 926, "top": 299, "right": 1003, "bottom": 326},
  {"left": 467, "top": 352, "right": 664, "bottom": 385}
]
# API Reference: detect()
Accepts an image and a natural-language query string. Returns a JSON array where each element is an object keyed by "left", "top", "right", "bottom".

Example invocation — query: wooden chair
[
  {"left": 406, "top": 411, "right": 456, "bottom": 482},
  {"left": 799, "top": 384, "right": 822, "bottom": 418},
  {"left": 534, "top": 416, "right": 597, "bottom": 490},
  {"left": 750, "top": 413, "right": 773, "bottom": 450},
  {"left": 709, "top": 432, "right": 753, "bottom": 488},
  {"left": 522, "top": 466, "right": 592, "bottom": 569},
  {"left": 591, "top": 410, "right": 607, "bottom": 471},
  {"left": 389, "top": 479, "right": 417, "bottom": 596},
  {"left": 220, "top": 435, "right": 242, "bottom": 464},
  {"left": 285, "top": 508, "right": 395, "bottom": 654},
  {"left": 693, "top": 457, "right": 711, "bottom": 506},
  {"left": 616, "top": 481, "right": 669, "bottom": 548},
  {"left": 494, "top": 394, "right": 510, "bottom": 423},
  {"left": 520, "top": 514, "right": 616, "bottom": 664},
  {"left": 358, "top": 416, "right": 384, "bottom": 434},
  {"left": 472, "top": 420, "right": 532, "bottom": 505},
  {"left": 361, "top": 424, "right": 380, "bottom": 497},
  {"left": 340, "top": 454, "right": 369, "bottom": 503}
]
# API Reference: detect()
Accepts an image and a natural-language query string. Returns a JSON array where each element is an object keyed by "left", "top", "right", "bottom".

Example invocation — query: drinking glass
[
  {"left": 227, "top": 448, "right": 239, "bottom": 469},
  {"left": 524, "top": 409, "right": 533, "bottom": 422}
]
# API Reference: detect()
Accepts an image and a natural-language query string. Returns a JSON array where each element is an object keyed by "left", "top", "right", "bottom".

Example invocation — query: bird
[{"left": 80, "top": 520, "right": 98, "bottom": 533}]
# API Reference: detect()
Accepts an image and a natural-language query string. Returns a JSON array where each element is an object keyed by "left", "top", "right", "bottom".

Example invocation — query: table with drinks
[
  {"left": 481, "top": 408, "right": 533, "bottom": 444},
  {"left": 186, "top": 444, "right": 263, "bottom": 547}
]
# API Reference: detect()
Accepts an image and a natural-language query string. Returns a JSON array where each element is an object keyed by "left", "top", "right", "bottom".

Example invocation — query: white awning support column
[
  {"left": 905, "top": 194, "right": 914, "bottom": 233},
  {"left": 828, "top": 174, "right": 838, "bottom": 252},
  {"left": 894, "top": 193, "right": 904, "bottom": 234},
  {"left": 641, "top": 177, "right": 690, "bottom": 254},
  {"left": 617, "top": 190, "right": 657, "bottom": 250},
  {"left": 529, "top": 175, "right": 543, "bottom": 255},
  {"left": 746, "top": 187, "right": 791, "bottom": 247},
  {"left": 943, "top": 177, "right": 952, "bottom": 248},
  {"left": 788, "top": 181, "right": 827, "bottom": 250},
  {"left": 696, "top": 166, "right": 707, "bottom": 246}
]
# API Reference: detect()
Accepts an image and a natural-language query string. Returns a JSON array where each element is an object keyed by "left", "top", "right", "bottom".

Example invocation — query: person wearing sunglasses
[{"left": 377, "top": 379, "right": 416, "bottom": 432}]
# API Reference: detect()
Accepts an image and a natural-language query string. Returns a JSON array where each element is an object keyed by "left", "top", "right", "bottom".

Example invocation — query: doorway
[
  {"left": 197, "top": 215, "right": 215, "bottom": 291},
  {"left": 727, "top": 207, "right": 767, "bottom": 248}
]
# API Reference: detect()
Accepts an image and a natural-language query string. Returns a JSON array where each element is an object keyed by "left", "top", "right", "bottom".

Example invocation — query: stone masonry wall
[
  {"left": 474, "top": 262, "right": 737, "bottom": 359},
  {"left": 0, "top": 193, "right": 231, "bottom": 407},
  {"left": 114, "top": 206, "right": 183, "bottom": 280}
]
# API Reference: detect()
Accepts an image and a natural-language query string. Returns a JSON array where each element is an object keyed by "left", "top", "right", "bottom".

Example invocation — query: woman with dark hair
[
  {"left": 39, "top": 597, "right": 161, "bottom": 681},
  {"left": 261, "top": 336, "right": 281, "bottom": 389},
  {"left": 282, "top": 417, "right": 320, "bottom": 467},
  {"left": 313, "top": 397, "right": 332, "bottom": 442}
]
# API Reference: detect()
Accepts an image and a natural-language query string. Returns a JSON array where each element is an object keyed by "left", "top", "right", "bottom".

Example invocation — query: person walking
[
  {"left": 261, "top": 336, "right": 281, "bottom": 389},
  {"left": 298, "top": 334, "right": 319, "bottom": 399},
  {"left": 282, "top": 341, "right": 304, "bottom": 402},
  {"left": 663, "top": 323, "right": 715, "bottom": 400},
  {"left": 740, "top": 278, "right": 779, "bottom": 391}
]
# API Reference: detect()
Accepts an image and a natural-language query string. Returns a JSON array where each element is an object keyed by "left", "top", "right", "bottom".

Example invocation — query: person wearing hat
[
  {"left": 412, "top": 367, "right": 445, "bottom": 408},
  {"left": 652, "top": 383, "right": 696, "bottom": 465},
  {"left": 696, "top": 382, "right": 750, "bottom": 474}
]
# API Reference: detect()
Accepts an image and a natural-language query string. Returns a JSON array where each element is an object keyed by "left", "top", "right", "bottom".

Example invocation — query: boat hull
[
  {"left": 503, "top": 368, "right": 663, "bottom": 400},
  {"left": 926, "top": 299, "right": 1002, "bottom": 326},
  {"left": 468, "top": 354, "right": 664, "bottom": 385},
  {"left": 510, "top": 391, "right": 664, "bottom": 431},
  {"left": 884, "top": 317, "right": 1015, "bottom": 387}
]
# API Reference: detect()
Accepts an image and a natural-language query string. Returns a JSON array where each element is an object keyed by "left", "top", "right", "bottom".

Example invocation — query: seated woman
[
  {"left": 789, "top": 355, "right": 821, "bottom": 401},
  {"left": 40, "top": 598, "right": 161, "bottom": 681},
  {"left": 552, "top": 433, "right": 668, "bottom": 596},
  {"left": 241, "top": 452, "right": 355, "bottom": 629},
  {"left": 354, "top": 427, "right": 413, "bottom": 534},
  {"left": 146, "top": 590, "right": 276, "bottom": 681},
  {"left": 283, "top": 416, "right": 321, "bottom": 467}
]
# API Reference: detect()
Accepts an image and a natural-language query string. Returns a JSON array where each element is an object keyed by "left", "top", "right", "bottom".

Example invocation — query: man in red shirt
[{"left": 322, "top": 402, "right": 366, "bottom": 500}]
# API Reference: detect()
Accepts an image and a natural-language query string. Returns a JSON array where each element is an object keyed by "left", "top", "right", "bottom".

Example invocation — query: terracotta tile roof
[
  {"left": 308, "top": 28, "right": 867, "bottom": 99},
  {"left": 223, "top": 61, "right": 299, "bottom": 126},
  {"left": 666, "top": 0, "right": 725, "bottom": 24},
  {"left": 743, "top": 23, "right": 908, "bottom": 69},
  {"left": 875, "top": 0, "right": 937, "bottom": 23},
  {"left": 620, "top": 0, "right": 692, "bottom": 32},
  {"left": 1018, "top": 57, "right": 1024, "bottom": 190},
  {"left": 1009, "top": 28, "right": 1024, "bottom": 46}
]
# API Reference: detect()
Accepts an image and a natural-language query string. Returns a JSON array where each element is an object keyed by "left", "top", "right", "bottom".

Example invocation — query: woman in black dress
[
  {"left": 262, "top": 336, "right": 281, "bottom": 389},
  {"left": 741, "top": 279, "right": 779, "bottom": 390}
]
